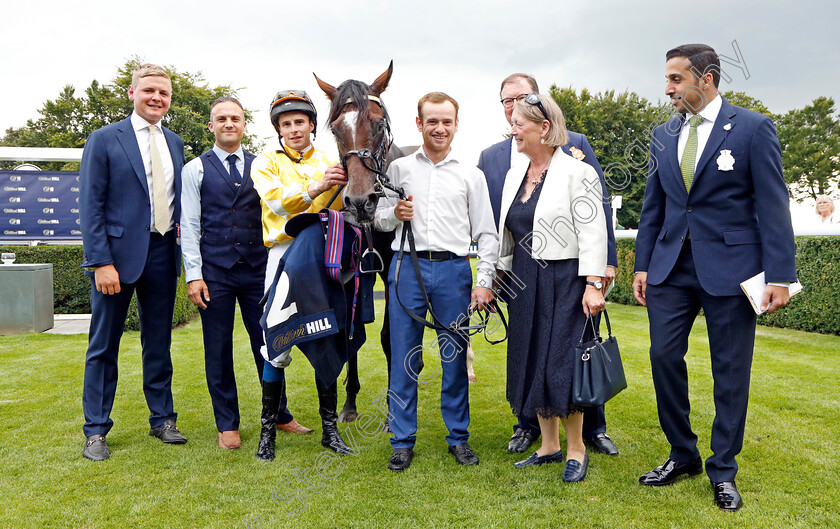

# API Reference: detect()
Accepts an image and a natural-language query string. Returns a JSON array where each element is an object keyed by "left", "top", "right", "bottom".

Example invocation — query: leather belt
[{"left": 415, "top": 250, "right": 459, "bottom": 261}]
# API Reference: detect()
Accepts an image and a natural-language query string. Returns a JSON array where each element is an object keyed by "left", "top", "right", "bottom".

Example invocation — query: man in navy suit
[
  {"left": 478, "top": 73, "right": 619, "bottom": 456},
  {"left": 80, "top": 63, "right": 187, "bottom": 461},
  {"left": 633, "top": 44, "right": 796, "bottom": 510},
  {"left": 180, "top": 97, "right": 311, "bottom": 451}
]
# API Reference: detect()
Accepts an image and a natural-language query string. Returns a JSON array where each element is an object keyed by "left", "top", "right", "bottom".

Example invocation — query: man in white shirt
[{"left": 375, "top": 92, "right": 499, "bottom": 471}]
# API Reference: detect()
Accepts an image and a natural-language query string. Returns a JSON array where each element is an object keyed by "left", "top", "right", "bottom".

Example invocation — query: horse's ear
[
  {"left": 314, "top": 73, "right": 337, "bottom": 101},
  {"left": 370, "top": 60, "right": 394, "bottom": 96}
]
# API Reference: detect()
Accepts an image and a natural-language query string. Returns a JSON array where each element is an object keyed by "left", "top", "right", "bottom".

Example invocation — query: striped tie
[
  {"left": 680, "top": 115, "right": 704, "bottom": 191},
  {"left": 148, "top": 125, "right": 170, "bottom": 233}
]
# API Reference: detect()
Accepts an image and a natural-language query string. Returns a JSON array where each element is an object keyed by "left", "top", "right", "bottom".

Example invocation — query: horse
[{"left": 314, "top": 61, "right": 418, "bottom": 422}]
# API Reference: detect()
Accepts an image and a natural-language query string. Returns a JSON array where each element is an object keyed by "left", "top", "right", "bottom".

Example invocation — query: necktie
[
  {"left": 680, "top": 115, "right": 704, "bottom": 191},
  {"left": 148, "top": 125, "right": 170, "bottom": 233},
  {"left": 227, "top": 154, "right": 242, "bottom": 181}
]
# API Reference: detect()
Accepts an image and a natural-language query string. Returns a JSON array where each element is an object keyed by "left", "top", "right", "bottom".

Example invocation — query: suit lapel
[
  {"left": 694, "top": 99, "right": 737, "bottom": 183},
  {"left": 663, "top": 116, "right": 683, "bottom": 195},
  {"left": 115, "top": 118, "right": 149, "bottom": 194},
  {"left": 498, "top": 138, "right": 512, "bottom": 174}
]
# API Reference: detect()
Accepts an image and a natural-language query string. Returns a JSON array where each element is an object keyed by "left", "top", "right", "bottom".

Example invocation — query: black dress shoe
[
  {"left": 448, "top": 442, "right": 479, "bottom": 465},
  {"left": 388, "top": 448, "right": 414, "bottom": 471},
  {"left": 562, "top": 453, "right": 589, "bottom": 483},
  {"left": 149, "top": 419, "right": 187, "bottom": 444},
  {"left": 639, "top": 457, "right": 703, "bottom": 486},
  {"left": 712, "top": 481, "right": 743, "bottom": 511},
  {"left": 508, "top": 428, "right": 540, "bottom": 453},
  {"left": 514, "top": 449, "right": 564, "bottom": 469},
  {"left": 585, "top": 433, "right": 619, "bottom": 456},
  {"left": 83, "top": 435, "right": 110, "bottom": 461}
]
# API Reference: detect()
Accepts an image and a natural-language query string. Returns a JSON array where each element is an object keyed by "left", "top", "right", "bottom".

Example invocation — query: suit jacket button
[
  {"left": 686, "top": 206, "right": 693, "bottom": 212},
  {"left": 680, "top": 236, "right": 685, "bottom": 242},
  {"left": 145, "top": 225, "right": 150, "bottom": 230}
]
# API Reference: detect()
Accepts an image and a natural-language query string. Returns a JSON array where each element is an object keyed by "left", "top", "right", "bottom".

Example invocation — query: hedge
[
  {"left": 3, "top": 237, "right": 838, "bottom": 335},
  {"left": 0, "top": 245, "right": 197, "bottom": 331},
  {"left": 610, "top": 237, "right": 840, "bottom": 335}
]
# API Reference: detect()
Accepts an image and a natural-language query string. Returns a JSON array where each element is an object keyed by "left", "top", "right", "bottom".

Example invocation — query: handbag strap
[
  {"left": 602, "top": 308, "right": 613, "bottom": 338},
  {"left": 578, "top": 308, "right": 612, "bottom": 344}
]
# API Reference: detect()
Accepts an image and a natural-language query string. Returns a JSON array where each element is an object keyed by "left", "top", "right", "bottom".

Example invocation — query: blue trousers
[
  {"left": 646, "top": 243, "right": 756, "bottom": 482},
  {"left": 199, "top": 261, "right": 266, "bottom": 432},
  {"left": 82, "top": 232, "right": 177, "bottom": 437},
  {"left": 388, "top": 256, "right": 472, "bottom": 450}
]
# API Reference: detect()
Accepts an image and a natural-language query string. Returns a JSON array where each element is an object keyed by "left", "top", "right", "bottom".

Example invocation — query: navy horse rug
[{"left": 260, "top": 210, "right": 375, "bottom": 384}]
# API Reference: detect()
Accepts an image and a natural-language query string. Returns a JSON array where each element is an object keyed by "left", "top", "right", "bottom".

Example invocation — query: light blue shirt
[{"left": 180, "top": 145, "right": 245, "bottom": 282}]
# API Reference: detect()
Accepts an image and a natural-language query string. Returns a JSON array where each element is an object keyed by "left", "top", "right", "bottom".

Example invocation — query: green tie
[{"left": 680, "top": 115, "right": 703, "bottom": 191}]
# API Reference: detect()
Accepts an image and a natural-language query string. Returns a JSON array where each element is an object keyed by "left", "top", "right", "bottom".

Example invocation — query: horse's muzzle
[{"left": 344, "top": 193, "right": 380, "bottom": 225}]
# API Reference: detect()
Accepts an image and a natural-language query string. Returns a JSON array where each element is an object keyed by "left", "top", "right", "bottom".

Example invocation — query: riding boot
[
  {"left": 256, "top": 380, "right": 284, "bottom": 461},
  {"left": 316, "top": 378, "right": 353, "bottom": 455}
]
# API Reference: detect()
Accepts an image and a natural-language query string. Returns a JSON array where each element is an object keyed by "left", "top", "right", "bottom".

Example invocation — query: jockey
[{"left": 251, "top": 89, "right": 350, "bottom": 461}]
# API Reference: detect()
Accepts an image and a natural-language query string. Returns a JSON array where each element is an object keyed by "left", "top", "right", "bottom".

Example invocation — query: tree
[
  {"left": 550, "top": 86, "right": 668, "bottom": 228},
  {"left": 776, "top": 96, "right": 840, "bottom": 202},
  {"left": 1, "top": 58, "right": 262, "bottom": 170},
  {"left": 719, "top": 90, "right": 773, "bottom": 118}
]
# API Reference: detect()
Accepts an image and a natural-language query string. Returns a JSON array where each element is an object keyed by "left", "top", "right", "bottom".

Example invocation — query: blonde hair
[
  {"left": 514, "top": 94, "right": 568, "bottom": 147},
  {"left": 816, "top": 194, "right": 835, "bottom": 215},
  {"left": 131, "top": 63, "right": 170, "bottom": 87}
]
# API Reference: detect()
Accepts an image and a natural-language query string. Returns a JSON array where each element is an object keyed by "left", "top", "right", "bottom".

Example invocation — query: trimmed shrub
[
  {"left": 607, "top": 236, "right": 840, "bottom": 335},
  {"left": 0, "top": 245, "right": 197, "bottom": 330}
]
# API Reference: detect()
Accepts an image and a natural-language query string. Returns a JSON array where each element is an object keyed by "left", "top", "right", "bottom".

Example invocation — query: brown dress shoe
[
  {"left": 277, "top": 419, "right": 314, "bottom": 434},
  {"left": 218, "top": 430, "right": 241, "bottom": 449}
]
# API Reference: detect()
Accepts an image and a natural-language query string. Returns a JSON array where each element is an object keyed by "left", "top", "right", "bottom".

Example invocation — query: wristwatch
[{"left": 586, "top": 280, "right": 603, "bottom": 289}]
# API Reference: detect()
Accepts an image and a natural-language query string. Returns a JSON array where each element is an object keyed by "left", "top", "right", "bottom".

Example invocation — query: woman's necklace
[{"left": 529, "top": 161, "right": 550, "bottom": 185}]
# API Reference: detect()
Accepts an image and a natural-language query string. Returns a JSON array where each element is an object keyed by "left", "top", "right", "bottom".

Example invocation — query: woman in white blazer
[{"left": 497, "top": 93, "right": 607, "bottom": 482}]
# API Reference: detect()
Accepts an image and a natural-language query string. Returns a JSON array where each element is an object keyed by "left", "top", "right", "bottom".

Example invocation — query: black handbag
[{"left": 572, "top": 309, "right": 627, "bottom": 406}]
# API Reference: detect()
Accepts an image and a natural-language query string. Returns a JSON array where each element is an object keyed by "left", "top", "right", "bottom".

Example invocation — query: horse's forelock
[{"left": 329, "top": 80, "right": 373, "bottom": 125}]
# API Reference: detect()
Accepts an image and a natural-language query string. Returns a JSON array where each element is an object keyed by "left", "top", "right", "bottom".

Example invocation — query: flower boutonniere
[{"left": 569, "top": 146, "right": 585, "bottom": 161}]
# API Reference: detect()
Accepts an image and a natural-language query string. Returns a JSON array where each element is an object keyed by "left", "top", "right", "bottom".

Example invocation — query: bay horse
[{"left": 314, "top": 61, "right": 419, "bottom": 422}]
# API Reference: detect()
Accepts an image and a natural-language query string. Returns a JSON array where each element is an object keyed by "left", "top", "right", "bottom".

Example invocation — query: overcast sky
[{"left": 2, "top": 0, "right": 837, "bottom": 221}]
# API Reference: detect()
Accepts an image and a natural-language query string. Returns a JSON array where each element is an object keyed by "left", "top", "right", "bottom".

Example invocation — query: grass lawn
[{"left": 1, "top": 301, "right": 838, "bottom": 528}]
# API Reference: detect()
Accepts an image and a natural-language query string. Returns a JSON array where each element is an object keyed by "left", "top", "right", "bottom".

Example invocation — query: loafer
[
  {"left": 83, "top": 434, "right": 110, "bottom": 461},
  {"left": 508, "top": 428, "right": 540, "bottom": 453},
  {"left": 218, "top": 430, "right": 241, "bottom": 449},
  {"left": 514, "top": 449, "right": 564, "bottom": 469},
  {"left": 639, "top": 457, "right": 703, "bottom": 486},
  {"left": 585, "top": 433, "right": 619, "bottom": 456},
  {"left": 388, "top": 448, "right": 414, "bottom": 471},
  {"left": 563, "top": 452, "right": 589, "bottom": 483},
  {"left": 149, "top": 419, "right": 187, "bottom": 444},
  {"left": 277, "top": 419, "right": 314, "bottom": 434},
  {"left": 713, "top": 481, "right": 743, "bottom": 511},
  {"left": 448, "top": 442, "right": 479, "bottom": 465}
]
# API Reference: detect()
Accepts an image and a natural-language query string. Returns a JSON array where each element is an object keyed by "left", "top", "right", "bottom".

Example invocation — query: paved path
[{"left": 45, "top": 314, "right": 91, "bottom": 335}]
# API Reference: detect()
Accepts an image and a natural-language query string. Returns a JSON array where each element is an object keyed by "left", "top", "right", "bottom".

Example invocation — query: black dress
[{"left": 505, "top": 174, "right": 588, "bottom": 419}]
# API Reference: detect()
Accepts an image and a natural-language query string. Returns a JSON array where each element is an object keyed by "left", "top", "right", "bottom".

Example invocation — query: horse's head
[{"left": 315, "top": 61, "right": 393, "bottom": 225}]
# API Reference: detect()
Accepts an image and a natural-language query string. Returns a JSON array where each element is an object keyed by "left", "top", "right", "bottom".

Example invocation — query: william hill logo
[
  {"left": 306, "top": 317, "right": 333, "bottom": 334},
  {"left": 270, "top": 317, "right": 334, "bottom": 351}
]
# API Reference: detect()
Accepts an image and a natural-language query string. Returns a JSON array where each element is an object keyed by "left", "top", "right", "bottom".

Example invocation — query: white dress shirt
[
  {"left": 180, "top": 145, "right": 245, "bottom": 282},
  {"left": 130, "top": 112, "right": 175, "bottom": 233},
  {"left": 677, "top": 93, "right": 722, "bottom": 169},
  {"left": 374, "top": 147, "right": 499, "bottom": 288}
]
